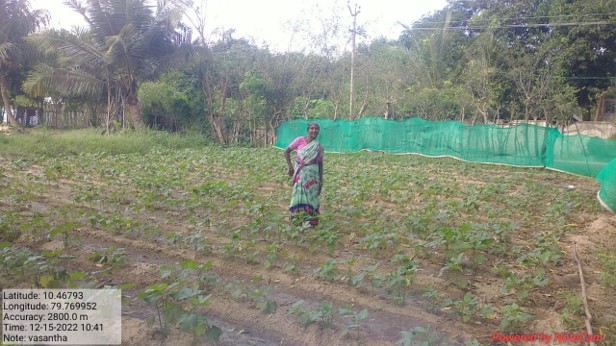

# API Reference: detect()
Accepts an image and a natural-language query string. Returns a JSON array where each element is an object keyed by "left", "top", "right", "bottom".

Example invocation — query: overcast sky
[{"left": 31, "top": 0, "right": 448, "bottom": 52}]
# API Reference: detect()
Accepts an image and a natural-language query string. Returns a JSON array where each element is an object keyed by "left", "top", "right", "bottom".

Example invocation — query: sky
[{"left": 30, "top": 0, "right": 449, "bottom": 52}]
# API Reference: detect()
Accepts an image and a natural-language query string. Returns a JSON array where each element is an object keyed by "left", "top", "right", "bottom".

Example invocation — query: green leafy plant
[
  {"left": 386, "top": 254, "right": 418, "bottom": 305},
  {"left": 315, "top": 258, "right": 338, "bottom": 281},
  {"left": 499, "top": 303, "right": 534, "bottom": 333},
  {"left": 454, "top": 292, "right": 478, "bottom": 323},
  {"left": 289, "top": 300, "right": 334, "bottom": 328},
  {"left": 316, "top": 225, "right": 341, "bottom": 255},
  {"left": 351, "top": 263, "right": 379, "bottom": 289},
  {"left": 88, "top": 247, "right": 128, "bottom": 267},
  {"left": 339, "top": 304, "right": 368, "bottom": 340},
  {"left": 21, "top": 212, "right": 51, "bottom": 242},
  {"left": 0, "top": 245, "right": 92, "bottom": 288},
  {"left": 179, "top": 260, "right": 216, "bottom": 291},
  {"left": 500, "top": 267, "right": 549, "bottom": 304},
  {"left": 185, "top": 230, "right": 210, "bottom": 253},
  {"left": 225, "top": 276, "right": 278, "bottom": 314},
  {"left": 396, "top": 326, "right": 442, "bottom": 346},
  {"left": 48, "top": 205, "right": 82, "bottom": 247},
  {"left": 138, "top": 282, "right": 222, "bottom": 344},
  {"left": 264, "top": 243, "right": 280, "bottom": 269},
  {"left": 251, "top": 286, "right": 279, "bottom": 314},
  {"left": 244, "top": 239, "right": 260, "bottom": 264},
  {"left": 421, "top": 285, "right": 443, "bottom": 313},
  {"left": 0, "top": 211, "right": 21, "bottom": 242}
]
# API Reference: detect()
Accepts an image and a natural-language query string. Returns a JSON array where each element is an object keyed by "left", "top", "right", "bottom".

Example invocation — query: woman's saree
[{"left": 289, "top": 140, "right": 323, "bottom": 226}]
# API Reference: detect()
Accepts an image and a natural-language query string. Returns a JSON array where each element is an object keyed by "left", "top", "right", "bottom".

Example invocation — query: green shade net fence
[{"left": 274, "top": 117, "right": 616, "bottom": 213}]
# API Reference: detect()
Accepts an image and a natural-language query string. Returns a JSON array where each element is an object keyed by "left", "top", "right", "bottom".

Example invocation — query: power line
[
  {"left": 418, "top": 12, "right": 616, "bottom": 24},
  {"left": 409, "top": 21, "right": 615, "bottom": 31},
  {"left": 412, "top": 11, "right": 616, "bottom": 27},
  {"left": 565, "top": 77, "right": 616, "bottom": 80}
]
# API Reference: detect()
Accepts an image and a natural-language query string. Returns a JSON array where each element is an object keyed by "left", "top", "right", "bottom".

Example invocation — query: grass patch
[
  {"left": 595, "top": 236, "right": 616, "bottom": 344},
  {"left": 598, "top": 251, "right": 616, "bottom": 288},
  {"left": 558, "top": 290, "right": 584, "bottom": 331},
  {"left": 0, "top": 127, "right": 210, "bottom": 158}
]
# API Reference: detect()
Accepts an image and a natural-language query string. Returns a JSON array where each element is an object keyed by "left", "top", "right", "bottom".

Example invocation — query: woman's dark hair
[{"left": 306, "top": 122, "right": 320, "bottom": 130}]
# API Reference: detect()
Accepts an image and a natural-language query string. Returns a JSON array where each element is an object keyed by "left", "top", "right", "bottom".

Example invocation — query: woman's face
[{"left": 307, "top": 124, "right": 320, "bottom": 139}]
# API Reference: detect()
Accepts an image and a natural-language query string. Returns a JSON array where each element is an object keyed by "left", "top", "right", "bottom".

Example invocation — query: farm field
[{"left": 1, "top": 129, "right": 615, "bottom": 345}]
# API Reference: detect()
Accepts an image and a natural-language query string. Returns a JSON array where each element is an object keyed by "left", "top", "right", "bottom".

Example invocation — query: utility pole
[{"left": 348, "top": 2, "right": 360, "bottom": 120}]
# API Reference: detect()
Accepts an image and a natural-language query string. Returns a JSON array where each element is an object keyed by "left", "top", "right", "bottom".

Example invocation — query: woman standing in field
[{"left": 283, "top": 122, "right": 324, "bottom": 227}]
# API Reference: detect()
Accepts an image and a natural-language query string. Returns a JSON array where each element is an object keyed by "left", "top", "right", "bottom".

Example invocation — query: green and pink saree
[{"left": 289, "top": 139, "right": 323, "bottom": 226}]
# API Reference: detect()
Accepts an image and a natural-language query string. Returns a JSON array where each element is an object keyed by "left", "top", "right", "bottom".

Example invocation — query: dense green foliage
[
  {"left": 1, "top": 0, "right": 615, "bottom": 144},
  {"left": 0, "top": 0, "right": 47, "bottom": 126}
]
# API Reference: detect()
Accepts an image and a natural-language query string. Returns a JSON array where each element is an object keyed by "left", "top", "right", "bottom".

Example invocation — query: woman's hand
[{"left": 287, "top": 167, "right": 294, "bottom": 177}]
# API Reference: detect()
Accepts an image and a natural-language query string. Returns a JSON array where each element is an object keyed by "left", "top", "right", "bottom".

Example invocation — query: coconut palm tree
[
  {"left": 0, "top": 0, "right": 47, "bottom": 127},
  {"left": 25, "top": 0, "right": 186, "bottom": 130}
]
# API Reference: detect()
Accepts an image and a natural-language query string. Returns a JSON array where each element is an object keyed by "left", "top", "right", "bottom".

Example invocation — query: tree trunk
[
  {"left": 16, "top": 106, "right": 25, "bottom": 125},
  {"left": 0, "top": 73, "right": 20, "bottom": 127},
  {"left": 594, "top": 96, "right": 603, "bottom": 122},
  {"left": 203, "top": 75, "right": 229, "bottom": 144},
  {"left": 481, "top": 110, "right": 489, "bottom": 124},
  {"left": 333, "top": 101, "right": 340, "bottom": 120},
  {"left": 269, "top": 110, "right": 283, "bottom": 147},
  {"left": 384, "top": 96, "right": 393, "bottom": 119},
  {"left": 127, "top": 99, "right": 144, "bottom": 128},
  {"left": 348, "top": 3, "right": 360, "bottom": 120},
  {"left": 126, "top": 84, "right": 144, "bottom": 128},
  {"left": 358, "top": 98, "right": 368, "bottom": 118}
]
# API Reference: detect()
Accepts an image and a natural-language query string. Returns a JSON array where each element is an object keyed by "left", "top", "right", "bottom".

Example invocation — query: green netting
[
  {"left": 274, "top": 117, "right": 616, "bottom": 212},
  {"left": 596, "top": 158, "right": 616, "bottom": 213}
]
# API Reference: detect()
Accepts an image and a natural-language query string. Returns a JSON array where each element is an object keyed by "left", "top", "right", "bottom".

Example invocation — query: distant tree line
[{"left": 1, "top": 0, "right": 615, "bottom": 145}]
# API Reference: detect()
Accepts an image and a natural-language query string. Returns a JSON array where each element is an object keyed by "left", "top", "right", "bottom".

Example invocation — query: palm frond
[
  {"left": 30, "top": 29, "right": 109, "bottom": 67},
  {"left": 0, "top": 42, "right": 22, "bottom": 65},
  {"left": 24, "top": 63, "right": 108, "bottom": 99}
]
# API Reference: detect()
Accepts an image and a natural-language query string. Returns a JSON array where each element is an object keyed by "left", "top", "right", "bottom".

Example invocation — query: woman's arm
[
  {"left": 318, "top": 160, "right": 323, "bottom": 195},
  {"left": 284, "top": 147, "right": 294, "bottom": 176},
  {"left": 318, "top": 145, "right": 324, "bottom": 195}
]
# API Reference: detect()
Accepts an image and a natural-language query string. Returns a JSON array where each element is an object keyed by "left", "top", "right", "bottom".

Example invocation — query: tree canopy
[
  {"left": 1, "top": 0, "right": 615, "bottom": 144},
  {"left": 0, "top": 0, "right": 47, "bottom": 127}
]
